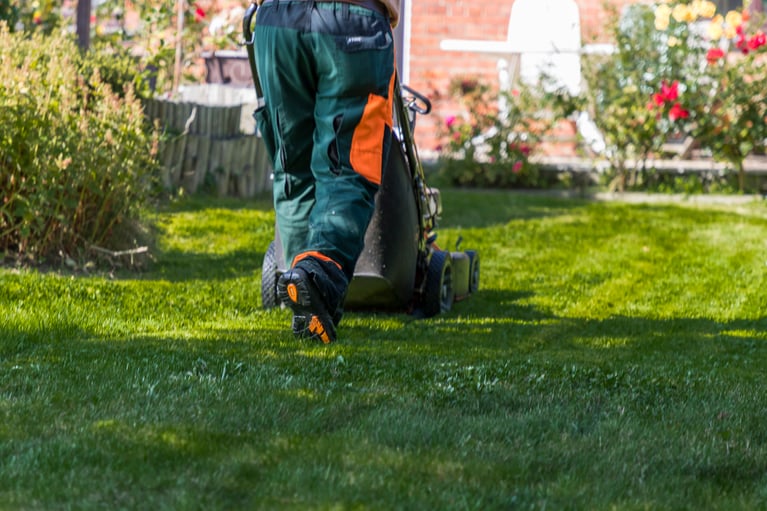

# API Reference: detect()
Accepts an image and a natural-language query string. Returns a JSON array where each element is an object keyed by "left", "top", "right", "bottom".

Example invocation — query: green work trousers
[{"left": 254, "top": 0, "right": 395, "bottom": 279}]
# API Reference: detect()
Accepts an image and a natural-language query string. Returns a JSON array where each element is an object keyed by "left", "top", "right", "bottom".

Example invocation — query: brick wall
[{"left": 405, "top": 0, "right": 634, "bottom": 157}]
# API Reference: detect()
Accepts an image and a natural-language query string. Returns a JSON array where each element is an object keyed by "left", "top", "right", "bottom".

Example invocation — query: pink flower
[
  {"left": 512, "top": 161, "right": 523, "bottom": 174},
  {"left": 509, "top": 142, "right": 531, "bottom": 156},
  {"left": 445, "top": 115, "right": 457, "bottom": 128},
  {"left": 706, "top": 47, "right": 725, "bottom": 64},
  {"left": 668, "top": 102, "right": 690, "bottom": 121},
  {"left": 736, "top": 36, "right": 749, "bottom": 54},
  {"left": 748, "top": 32, "right": 766, "bottom": 50},
  {"left": 194, "top": 5, "right": 206, "bottom": 23}
]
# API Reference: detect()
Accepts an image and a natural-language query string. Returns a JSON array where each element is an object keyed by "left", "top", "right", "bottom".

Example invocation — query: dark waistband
[{"left": 260, "top": 0, "right": 388, "bottom": 18}]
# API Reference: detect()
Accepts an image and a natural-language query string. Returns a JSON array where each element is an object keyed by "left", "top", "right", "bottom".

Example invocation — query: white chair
[{"left": 441, "top": 0, "right": 582, "bottom": 94}]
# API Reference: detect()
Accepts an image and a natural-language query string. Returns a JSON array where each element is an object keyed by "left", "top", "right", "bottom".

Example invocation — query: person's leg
[
  {"left": 254, "top": 2, "right": 317, "bottom": 267},
  {"left": 305, "top": 2, "right": 396, "bottom": 281},
  {"left": 279, "top": 3, "right": 396, "bottom": 343},
  {"left": 263, "top": 1, "right": 396, "bottom": 343},
  {"left": 256, "top": 2, "right": 337, "bottom": 342}
]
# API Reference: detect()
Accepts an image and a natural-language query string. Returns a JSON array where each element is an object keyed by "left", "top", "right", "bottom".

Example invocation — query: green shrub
[
  {"left": 437, "top": 76, "right": 581, "bottom": 189},
  {"left": 0, "top": 0, "right": 59, "bottom": 34},
  {"left": 580, "top": 4, "right": 675, "bottom": 191},
  {"left": 80, "top": 40, "right": 155, "bottom": 100},
  {"left": 0, "top": 2, "right": 18, "bottom": 28},
  {"left": 581, "top": 2, "right": 767, "bottom": 192},
  {"left": 0, "top": 27, "right": 159, "bottom": 265}
]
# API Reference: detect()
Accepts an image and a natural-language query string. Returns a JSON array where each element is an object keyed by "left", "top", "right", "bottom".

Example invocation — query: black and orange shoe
[
  {"left": 277, "top": 267, "right": 337, "bottom": 344},
  {"left": 290, "top": 306, "right": 343, "bottom": 339}
]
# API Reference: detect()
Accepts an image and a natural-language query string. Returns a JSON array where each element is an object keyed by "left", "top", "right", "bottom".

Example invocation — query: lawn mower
[{"left": 243, "top": 4, "right": 479, "bottom": 317}]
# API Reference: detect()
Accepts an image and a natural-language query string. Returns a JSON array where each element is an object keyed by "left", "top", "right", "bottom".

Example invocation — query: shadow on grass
[
  {"left": 4, "top": 304, "right": 767, "bottom": 507},
  {"left": 339, "top": 289, "right": 767, "bottom": 364}
]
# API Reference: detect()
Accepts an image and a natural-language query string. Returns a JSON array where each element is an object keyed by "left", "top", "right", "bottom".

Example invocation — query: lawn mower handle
[
  {"left": 401, "top": 84, "right": 431, "bottom": 115},
  {"left": 242, "top": 2, "right": 263, "bottom": 98}
]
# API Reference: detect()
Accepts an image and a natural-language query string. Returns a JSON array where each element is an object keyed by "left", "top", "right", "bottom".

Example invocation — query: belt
[{"left": 259, "top": 0, "right": 388, "bottom": 19}]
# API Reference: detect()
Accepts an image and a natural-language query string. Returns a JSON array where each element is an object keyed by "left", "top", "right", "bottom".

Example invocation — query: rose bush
[
  {"left": 655, "top": 0, "right": 767, "bottom": 190},
  {"left": 85, "top": 0, "right": 244, "bottom": 91},
  {"left": 438, "top": 75, "right": 581, "bottom": 189},
  {"left": 202, "top": 3, "right": 246, "bottom": 51},
  {"left": 582, "top": 0, "right": 766, "bottom": 192}
]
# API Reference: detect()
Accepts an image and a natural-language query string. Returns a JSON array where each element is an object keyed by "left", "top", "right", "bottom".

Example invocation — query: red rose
[
  {"left": 661, "top": 81, "right": 679, "bottom": 102},
  {"left": 706, "top": 47, "right": 725, "bottom": 64},
  {"left": 668, "top": 103, "right": 690, "bottom": 122}
]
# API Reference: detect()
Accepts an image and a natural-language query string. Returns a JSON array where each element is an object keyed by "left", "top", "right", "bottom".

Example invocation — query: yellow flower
[
  {"left": 707, "top": 15, "right": 724, "bottom": 40},
  {"left": 655, "top": 4, "right": 672, "bottom": 30},
  {"left": 672, "top": 4, "right": 695, "bottom": 23},
  {"left": 668, "top": 36, "right": 681, "bottom": 47},
  {"left": 723, "top": 10, "right": 742, "bottom": 39},
  {"left": 690, "top": 0, "right": 717, "bottom": 19},
  {"left": 697, "top": 0, "right": 717, "bottom": 18},
  {"left": 725, "top": 10, "right": 742, "bottom": 28}
]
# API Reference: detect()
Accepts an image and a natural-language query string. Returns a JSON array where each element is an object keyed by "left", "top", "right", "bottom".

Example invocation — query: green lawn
[{"left": 2, "top": 190, "right": 767, "bottom": 510}]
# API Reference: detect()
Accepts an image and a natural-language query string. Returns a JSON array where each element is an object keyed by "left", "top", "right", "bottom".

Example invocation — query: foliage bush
[
  {"left": 581, "top": 4, "right": 673, "bottom": 190},
  {"left": 581, "top": 1, "right": 767, "bottom": 192},
  {"left": 437, "top": 76, "right": 580, "bottom": 189},
  {"left": 0, "top": 27, "right": 159, "bottom": 265},
  {"left": 655, "top": 1, "right": 767, "bottom": 190},
  {"left": 2, "top": 0, "right": 247, "bottom": 93},
  {"left": 90, "top": 0, "right": 189, "bottom": 92},
  {"left": 0, "top": 0, "right": 59, "bottom": 33},
  {"left": 91, "top": 0, "right": 237, "bottom": 92},
  {"left": 79, "top": 39, "right": 155, "bottom": 100},
  {"left": 439, "top": 2, "right": 766, "bottom": 193}
]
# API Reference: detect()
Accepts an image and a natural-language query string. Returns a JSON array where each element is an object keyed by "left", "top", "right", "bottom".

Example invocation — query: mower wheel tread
[
  {"left": 423, "top": 250, "right": 454, "bottom": 317},
  {"left": 261, "top": 241, "right": 279, "bottom": 309}
]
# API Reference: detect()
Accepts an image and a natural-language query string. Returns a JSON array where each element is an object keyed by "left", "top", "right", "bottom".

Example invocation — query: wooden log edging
[{"left": 144, "top": 97, "right": 273, "bottom": 198}]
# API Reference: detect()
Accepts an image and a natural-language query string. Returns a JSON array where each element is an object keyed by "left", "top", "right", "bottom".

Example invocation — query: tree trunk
[
  {"left": 76, "top": 0, "right": 91, "bottom": 50},
  {"left": 173, "top": 0, "right": 185, "bottom": 93},
  {"left": 737, "top": 159, "right": 745, "bottom": 193}
]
